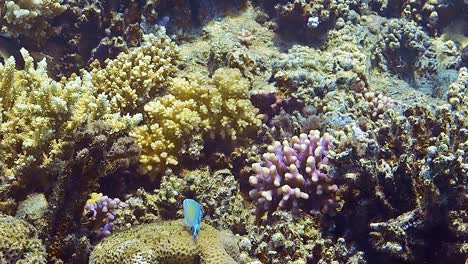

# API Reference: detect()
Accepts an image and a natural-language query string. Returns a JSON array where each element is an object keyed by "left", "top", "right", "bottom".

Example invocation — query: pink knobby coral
[{"left": 249, "top": 130, "right": 339, "bottom": 215}]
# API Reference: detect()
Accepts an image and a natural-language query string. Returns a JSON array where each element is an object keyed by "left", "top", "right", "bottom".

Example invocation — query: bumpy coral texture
[
  {"left": 0, "top": 49, "right": 139, "bottom": 192},
  {"left": 132, "top": 68, "right": 262, "bottom": 177},
  {"left": 271, "top": 37, "right": 367, "bottom": 103},
  {"left": 0, "top": 214, "right": 46, "bottom": 263},
  {"left": 447, "top": 67, "right": 467, "bottom": 109},
  {"left": 0, "top": 0, "right": 65, "bottom": 45},
  {"left": 249, "top": 130, "right": 338, "bottom": 215},
  {"left": 89, "top": 33, "right": 180, "bottom": 115},
  {"left": 89, "top": 220, "right": 239, "bottom": 264}
]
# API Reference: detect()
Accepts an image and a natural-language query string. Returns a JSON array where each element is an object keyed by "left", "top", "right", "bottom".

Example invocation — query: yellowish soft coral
[
  {"left": 89, "top": 33, "right": 180, "bottom": 115},
  {"left": 131, "top": 68, "right": 262, "bottom": 178},
  {"left": 0, "top": 0, "right": 65, "bottom": 45},
  {"left": 0, "top": 49, "right": 140, "bottom": 188}
]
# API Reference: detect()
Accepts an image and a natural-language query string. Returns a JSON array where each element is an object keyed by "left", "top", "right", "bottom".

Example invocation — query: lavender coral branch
[
  {"left": 83, "top": 193, "right": 126, "bottom": 237},
  {"left": 249, "top": 130, "right": 339, "bottom": 215}
]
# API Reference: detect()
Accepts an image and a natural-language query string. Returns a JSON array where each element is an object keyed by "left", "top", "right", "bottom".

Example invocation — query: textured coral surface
[{"left": 89, "top": 220, "right": 239, "bottom": 264}]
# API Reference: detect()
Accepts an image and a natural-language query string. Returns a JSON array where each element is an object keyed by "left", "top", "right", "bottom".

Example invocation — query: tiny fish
[{"left": 183, "top": 198, "right": 203, "bottom": 239}]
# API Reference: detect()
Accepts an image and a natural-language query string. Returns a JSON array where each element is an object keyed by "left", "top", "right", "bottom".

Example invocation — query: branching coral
[
  {"left": 132, "top": 68, "right": 262, "bottom": 178},
  {"left": 89, "top": 33, "right": 180, "bottom": 115},
  {"left": 83, "top": 193, "right": 127, "bottom": 237},
  {"left": 249, "top": 130, "right": 339, "bottom": 215},
  {"left": 0, "top": 0, "right": 65, "bottom": 47},
  {"left": 0, "top": 49, "right": 140, "bottom": 196}
]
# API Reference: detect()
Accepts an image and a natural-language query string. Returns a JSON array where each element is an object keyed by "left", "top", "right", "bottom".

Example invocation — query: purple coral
[
  {"left": 249, "top": 130, "right": 339, "bottom": 215},
  {"left": 84, "top": 195, "right": 126, "bottom": 237}
]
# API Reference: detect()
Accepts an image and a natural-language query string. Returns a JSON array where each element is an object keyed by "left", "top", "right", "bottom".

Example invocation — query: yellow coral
[
  {"left": 132, "top": 68, "right": 262, "bottom": 178},
  {"left": 89, "top": 220, "right": 239, "bottom": 264},
  {"left": 86, "top": 192, "right": 103, "bottom": 207},
  {"left": 0, "top": 49, "right": 139, "bottom": 188},
  {"left": 0, "top": 0, "right": 65, "bottom": 46},
  {"left": 89, "top": 33, "right": 180, "bottom": 115}
]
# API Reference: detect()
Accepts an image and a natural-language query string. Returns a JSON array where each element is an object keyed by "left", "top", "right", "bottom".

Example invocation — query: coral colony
[
  {"left": 84, "top": 193, "right": 127, "bottom": 237},
  {"left": 249, "top": 130, "right": 338, "bottom": 215}
]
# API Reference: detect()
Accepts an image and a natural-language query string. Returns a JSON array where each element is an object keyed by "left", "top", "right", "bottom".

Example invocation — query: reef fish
[{"left": 183, "top": 198, "right": 203, "bottom": 239}]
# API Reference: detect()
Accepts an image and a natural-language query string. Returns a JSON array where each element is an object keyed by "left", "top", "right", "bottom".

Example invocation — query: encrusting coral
[
  {"left": 89, "top": 220, "right": 240, "bottom": 264},
  {"left": 132, "top": 68, "right": 262, "bottom": 178}
]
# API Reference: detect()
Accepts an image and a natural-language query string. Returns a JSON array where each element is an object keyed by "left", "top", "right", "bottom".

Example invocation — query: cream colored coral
[
  {"left": 0, "top": 49, "right": 139, "bottom": 186},
  {"left": 131, "top": 68, "right": 262, "bottom": 178},
  {"left": 89, "top": 220, "right": 239, "bottom": 264},
  {"left": 89, "top": 33, "right": 180, "bottom": 115},
  {"left": 0, "top": 0, "right": 65, "bottom": 44}
]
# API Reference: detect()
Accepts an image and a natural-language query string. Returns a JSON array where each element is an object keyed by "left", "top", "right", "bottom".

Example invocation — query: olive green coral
[
  {"left": 89, "top": 33, "right": 180, "bottom": 115},
  {"left": 89, "top": 220, "right": 239, "bottom": 264},
  {"left": 0, "top": 214, "right": 46, "bottom": 263},
  {"left": 131, "top": 68, "right": 262, "bottom": 177}
]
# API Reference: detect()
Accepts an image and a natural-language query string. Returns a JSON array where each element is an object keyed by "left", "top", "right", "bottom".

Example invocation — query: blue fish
[{"left": 183, "top": 199, "right": 203, "bottom": 239}]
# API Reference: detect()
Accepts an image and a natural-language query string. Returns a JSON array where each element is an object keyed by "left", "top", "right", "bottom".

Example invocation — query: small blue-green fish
[{"left": 183, "top": 199, "right": 203, "bottom": 239}]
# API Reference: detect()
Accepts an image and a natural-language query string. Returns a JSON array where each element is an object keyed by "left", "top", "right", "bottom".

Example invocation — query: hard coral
[
  {"left": 0, "top": 0, "right": 65, "bottom": 47},
  {"left": 0, "top": 214, "right": 46, "bottom": 263},
  {"left": 89, "top": 33, "right": 180, "bottom": 115},
  {"left": 249, "top": 130, "right": 339, "bottom": 215},
  {"left": 0, "top": 50, "right": 139, "bottom": 196},
  {"left": 83, "top": 193, "right": 127, "bottom": 238},
  {"left": 89, "top": 220, "right": 240, "bottom": 264},
  {"left": 132, "top": 68, "right": 262, "bottom": 178}
]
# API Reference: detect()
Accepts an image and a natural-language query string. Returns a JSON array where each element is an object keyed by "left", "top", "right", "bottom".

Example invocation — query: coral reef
[
  {"left": 0, "top": 1, "right": 466, "bottom": 263},
  {"left": 372, "top": 18, "right": 438, "bottom": 87},
  {"left": 246, "top": 210, "right": 365, "bottom": 263},
  {"left": 271, "top": 24, "right": 367, "bottom": 104},
  {"left": 43, "top": 121, "right": 140, "bottom": 263},
  {"left": 332, "top": 101, "right": 467, "bottom": 263},
  {"left": 447, "top": 67, "right": 468, "bottom": 109},
  {"left": 132, "top": 68, "right": 262, "bottom": 178},
  {"left": 0, "top": 214, "right": 47, "bottom": 263},
  {"left": 89, "top": 220, "right": 240, "bottom": 264},
  {"left": 114, "top": 167, "right": 250, "bottom": 235}
]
